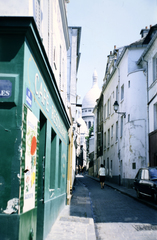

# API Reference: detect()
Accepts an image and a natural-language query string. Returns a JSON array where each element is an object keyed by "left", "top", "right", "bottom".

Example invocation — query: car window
[
  {"left": 144, "top": 170, "right": 149, "bottom": 180},
  {"left": 141, "top": 170, "right": 145, "bottom": 180},
  {"left": 149, "top": 168, "right": 157, "bottom": 179},
  {"left": 141, "top": 169, "right": 149, "bottom": 180}
]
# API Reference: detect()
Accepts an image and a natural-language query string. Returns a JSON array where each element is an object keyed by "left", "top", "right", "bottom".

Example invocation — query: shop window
[
  {"left": 58, "top": 139, "right": 62, "bottom": 188},
  {"left": 50, "top": 128, "right": 57, "bottom": 189}
]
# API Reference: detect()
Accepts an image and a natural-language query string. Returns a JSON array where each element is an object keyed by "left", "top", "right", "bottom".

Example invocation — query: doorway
[{"left": 37, "top": 111, "right": 47, "bottom": 240}]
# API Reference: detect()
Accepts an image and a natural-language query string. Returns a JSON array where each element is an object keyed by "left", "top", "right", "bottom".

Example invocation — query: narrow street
[{"left": 78, "top": 175, "right": 157, "bottom": 240}]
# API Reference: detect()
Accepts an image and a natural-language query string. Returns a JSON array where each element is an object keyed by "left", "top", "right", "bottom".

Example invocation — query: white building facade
[
  {"left": 137, "top": 25, "right": 157, "bottom": 167},
  {"left": 94, "top": 29, "right": 152, "bottom": 187}
]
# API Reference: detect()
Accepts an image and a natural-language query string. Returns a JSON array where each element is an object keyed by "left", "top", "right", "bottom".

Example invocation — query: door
[
  {"left": 120, "top": 160, "right": 123, "bottom": 185},
  {"left": 37, "top": 111, "right": 47, "bottom": 240}
]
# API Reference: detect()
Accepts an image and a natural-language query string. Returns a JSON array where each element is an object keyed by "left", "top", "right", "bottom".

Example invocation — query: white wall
[{"left": 102, "top": 48, "right": 148, "bottom": 185}]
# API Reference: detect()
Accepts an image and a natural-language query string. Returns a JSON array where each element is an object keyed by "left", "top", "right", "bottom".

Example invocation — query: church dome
[{"left": 82, "top": 70, "right": 101, "bottom": 109}]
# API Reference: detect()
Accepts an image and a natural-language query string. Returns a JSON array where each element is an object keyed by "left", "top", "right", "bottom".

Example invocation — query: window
[
  {"left": 132, "top": 162, "right": 136, "bottom": 169},
  {"left": 88, "top": 121, "right": 91, "bottom": 129},
  {"left": 154, "top": 104, "right": 157, "bottom": 130},
  {"left": 35, "top": 0, "right": 41, "bottom": 32},
  {"left": 59, "top": 46, "right": 62, "bottom": 91},
  {"left": 104, "top": 160, "right": 105, "bottom": 168},
  {"left": 104, "top": 132, "right": 106, "bottom": 149},
  {"left": 116, "top": 121, "right": 118, "bottom": 141},
  {"left": 121, "top": 84, "right": 124, "bottom": 100},
  {"left": 53, "top": 46, "right": 57, "bottom": 69},
  {"left": 107, "top": 158, "right": 109, "bottom": 175},
  {"left": 128, "top": 114, "right": 130, "bottom": 122},
  {"left": 111, "top": 160, "right": 112, "bottom": 170},
  {"left": 120, "top": 116, "right": 123, "bottom": 137},
  {"left": 107, "top": 98, "right": 110, "bottom": 117},
  {"left": 104, "top": 104, "right": 106, "bottom": 120},
  {"left": 108, "top": 128, "right": 110, "bottom": 147},
  {"left": 111, "top": 125, "right": 113, "bottom": 138},
  {"left": 153, "top": 57, "right": 157, "bottom": 82},
  {"left": 116, "top": 86, "right": 118, "bottom": 101},
  {"left": 128, "top": 81, "right": 130, "bottom": 88}
]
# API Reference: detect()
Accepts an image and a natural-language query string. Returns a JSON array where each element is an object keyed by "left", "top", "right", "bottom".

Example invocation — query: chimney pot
[
  {"left": 114, "top": 45, "right": 116, "bottom": 49},
  {"left": 145, "top": 26, "right": 148, "bottom": 29}
]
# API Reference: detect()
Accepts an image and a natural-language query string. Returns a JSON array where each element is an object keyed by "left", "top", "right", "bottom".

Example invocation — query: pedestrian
[{"left": 98, "top": 164, "right": 105, "bottom": 189}]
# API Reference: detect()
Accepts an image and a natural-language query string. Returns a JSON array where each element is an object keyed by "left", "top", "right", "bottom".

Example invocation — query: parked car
[{"left": 134, "top": 167, "right": 157, "bottom": 203}]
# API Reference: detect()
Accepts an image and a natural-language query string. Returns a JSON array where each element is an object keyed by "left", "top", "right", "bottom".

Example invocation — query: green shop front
[{"left": 0, "top": 17, "right": 70, "bottom": 240}]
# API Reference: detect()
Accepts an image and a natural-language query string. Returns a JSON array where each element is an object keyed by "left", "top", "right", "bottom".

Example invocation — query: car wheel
[{"left": 136, "top": 190, "right": 141, "bottom": 199}]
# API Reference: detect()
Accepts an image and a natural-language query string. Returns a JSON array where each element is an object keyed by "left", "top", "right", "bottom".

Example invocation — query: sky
[{"left": 67, "top": 0, "right": 157, "bottom": 104}]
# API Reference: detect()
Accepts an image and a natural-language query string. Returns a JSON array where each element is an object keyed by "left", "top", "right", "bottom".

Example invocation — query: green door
[{"left": 37, "top": 111, "right": 47, "bottom": 240}]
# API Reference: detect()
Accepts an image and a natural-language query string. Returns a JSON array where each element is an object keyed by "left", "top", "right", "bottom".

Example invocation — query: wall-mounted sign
[
  {"left": 0, "top": 80, "right": 12, "bottom": 98},
  {"left": 26, "top": 88, "right": 32, "bottom": 107}
]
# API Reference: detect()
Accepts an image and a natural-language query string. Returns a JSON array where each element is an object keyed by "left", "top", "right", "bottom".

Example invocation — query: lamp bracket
[{"left": 116, "top": 112, "right": 126, "bottom": 118}]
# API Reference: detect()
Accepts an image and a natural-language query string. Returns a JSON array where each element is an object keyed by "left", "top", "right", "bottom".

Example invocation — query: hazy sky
[{"left": 67, "top": 0, "right": 157, "bottom": 104}]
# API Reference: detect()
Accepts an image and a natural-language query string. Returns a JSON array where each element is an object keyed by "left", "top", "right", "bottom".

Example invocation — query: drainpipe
[
  {"left": 117, "top": 67, "right": 121, "bottom": 185},
  {"left": 143, "top": 58, "right": 149, "bottom": 167}
]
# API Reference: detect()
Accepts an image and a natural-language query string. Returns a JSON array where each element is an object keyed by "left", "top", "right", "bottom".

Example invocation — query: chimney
[{"left": 140, "top": 26, "right": 149, "bottom": 38}]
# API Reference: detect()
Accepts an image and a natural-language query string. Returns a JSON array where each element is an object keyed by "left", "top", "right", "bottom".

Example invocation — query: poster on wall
[{"left": 23, "top": 109, "right": 38, "bottom": 213}]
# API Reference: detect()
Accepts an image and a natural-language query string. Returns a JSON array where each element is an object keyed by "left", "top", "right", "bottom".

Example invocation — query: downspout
[
  {"left": 143, "top": 58, "right": 149, "bottom": 167},
  {"left": 117, "top": 67, "right": 121, "bottom": 185}
]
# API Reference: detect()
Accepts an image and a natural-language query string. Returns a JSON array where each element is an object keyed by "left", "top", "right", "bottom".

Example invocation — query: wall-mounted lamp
[{"left": 113, "top": 101, "right": 126, "bottom": 118}]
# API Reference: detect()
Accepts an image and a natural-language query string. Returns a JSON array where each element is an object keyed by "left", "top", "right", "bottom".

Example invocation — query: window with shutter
[{"left": 153, "top": 57, "right": 157, "bottom": 82}]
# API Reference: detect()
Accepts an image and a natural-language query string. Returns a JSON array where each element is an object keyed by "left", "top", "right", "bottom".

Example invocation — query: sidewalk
[
  {"left": 45, "top": 174, "right": 157, "bottom": 240},
  {"left": 45, "top": 176, "right": 96, "bottom": 240}
]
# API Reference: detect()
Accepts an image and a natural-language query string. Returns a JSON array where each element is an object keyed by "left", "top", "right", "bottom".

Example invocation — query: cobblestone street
[{"left": 79, "top": 176, "right": 157, "bottom": 240}]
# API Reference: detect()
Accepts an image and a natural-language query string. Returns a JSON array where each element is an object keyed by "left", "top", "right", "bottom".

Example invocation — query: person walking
[{"left": 98, "top": 164, "right": 105, "bottom": 189}]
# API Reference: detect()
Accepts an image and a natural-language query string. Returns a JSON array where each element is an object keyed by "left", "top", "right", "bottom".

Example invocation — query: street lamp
[{"left": 113, "top": 101, "right": 126, "bottom": 118}]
